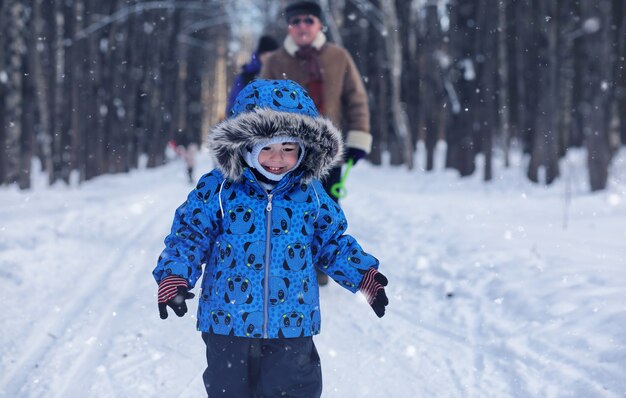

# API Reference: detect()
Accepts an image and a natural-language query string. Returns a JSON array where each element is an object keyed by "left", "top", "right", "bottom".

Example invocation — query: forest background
[{"left": 1, "top": 0, "right": 624, "bottom": 191}]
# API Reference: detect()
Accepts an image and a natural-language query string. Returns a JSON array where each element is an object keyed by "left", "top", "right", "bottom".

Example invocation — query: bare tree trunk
[
  {"left": 98, "top": 2, "right": 117, "bottom": 174},
  {"left": 51, "top": 0, "right": 63, "bottom": 183},
  {"left": 71, "top": 0, "right": 87, "bottom": 181},
  {"left": 126, "top": 6, "right": 149, "bottom": 171},
  {"left": 3, "top": 1, "right": 27, "bottom": 186},
  {"left": 369, "top": 39, "right": 387, "bottom": 166},
  {"left": 445, "top": 0, "right": 478, "bottom": 176},
  {"left": 515, "top": 1, "right": 536, "bottom": 155},
  {"left": 145, "top": 25, "right": 162, "bottom": 166},
  {"left": 505, "top": 1, "right": 521, "bottom": 150},
  {"left": 105, "top": 0, "right": 137, "bottom": 174},
  {"left": 580, "top": 0, "right": 614, "bottom": 191},
  {"left": 497, "top": 0, "right": 511, "bottom": 167},
  {"left": 184, "top": 41, "right": 207, "bottom": 145},
  {"left": 570, "top": 7, "right": 586, "bottom": 149},
  {"left": 397, "top": 0, "right": 420, "bottom": 159},
  {"left": 474, "top": 0, "right": 497, "bottom": 182},
  {"left": 49, "top": 0, "right": 74, "bottom": 184},
  {"left": 0, "top": 1, "right": 7, "bottom": 184},
  {"left": 20, "top": 9, "right": 37, "bottom": 189},
  {"left": 418, "top": 4, "right": 443, "bottom": 171},
  {"left": 31, "top": 0, "right": 53, "bottom": 179},
  {"left": 381, "top": 0, "right": 413, "bottom": 169},
  {"left": 84, "top": 0, "right": 103, "bottom": 180},
  {"left": 558, "top": 1, "right": 579, "bottom": 157},
  {"left": 159, "top": 8, "right": 183, "bottom": 159},
  {"left": 527, "top": 0, "right": 560, "bottom": 185},
  {"left": 611, "top": 0, "right": 625, "bottom": 146},
  {"left": 61, "top": 0, "right": 76, "bottom": 181}
]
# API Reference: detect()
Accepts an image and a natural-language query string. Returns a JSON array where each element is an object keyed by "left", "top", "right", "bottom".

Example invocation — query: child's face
[{"left": 258, "top": 142, "right": 300, "bottom": 175}]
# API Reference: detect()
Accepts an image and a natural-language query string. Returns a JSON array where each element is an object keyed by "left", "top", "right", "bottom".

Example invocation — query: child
[
  {"left": 153, "top": 79, "right": 388, "bottom": 397},
  {"left": 169, "top": 130, "right": 198, "bottom": 184}
]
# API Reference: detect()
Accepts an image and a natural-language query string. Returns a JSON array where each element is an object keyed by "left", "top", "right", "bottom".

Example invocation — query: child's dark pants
[{"left": 201, "top": 333, "right": 322, "bottom": 397}]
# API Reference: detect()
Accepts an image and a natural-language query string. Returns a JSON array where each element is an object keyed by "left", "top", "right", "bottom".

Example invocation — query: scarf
[
  {"left": 250, "top": 167, "right": 278, "bottom": 191},
  {"left": 296, "top": 46, "right": 324, "bottom": 114}
]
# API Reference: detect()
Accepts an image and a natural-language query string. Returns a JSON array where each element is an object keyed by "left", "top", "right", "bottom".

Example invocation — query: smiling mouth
[{"left": 264, "top": 166, "right": 284, "bottom": 174}]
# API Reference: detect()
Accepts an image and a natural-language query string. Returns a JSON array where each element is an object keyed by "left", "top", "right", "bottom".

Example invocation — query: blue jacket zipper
[{"left": 263, "top": 192, "right": 273, "bottom": 338}]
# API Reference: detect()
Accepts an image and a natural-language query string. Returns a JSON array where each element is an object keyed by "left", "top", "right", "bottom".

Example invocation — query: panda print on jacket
[{"left": 153, "top": 79, "right": 379, "bottom": 339}]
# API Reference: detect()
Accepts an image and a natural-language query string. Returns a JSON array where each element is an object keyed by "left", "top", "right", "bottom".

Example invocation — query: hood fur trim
[{"left": 208, "top": 108, "right": 344, "bottom": 181}]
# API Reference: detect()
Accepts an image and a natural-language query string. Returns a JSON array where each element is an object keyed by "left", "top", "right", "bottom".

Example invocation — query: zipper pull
[{"left": 266, "top": 193, "right": 273, "bottom": 212}]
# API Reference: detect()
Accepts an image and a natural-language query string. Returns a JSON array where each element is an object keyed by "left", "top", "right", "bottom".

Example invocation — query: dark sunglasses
[{"left": 289, "top": 17, "right": 315, "bottom": 26}]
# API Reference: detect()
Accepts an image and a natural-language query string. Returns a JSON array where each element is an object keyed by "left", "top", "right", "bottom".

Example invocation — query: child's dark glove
[
  {"left": 345, "top": 147, "right": 366, "bottom": 165},
  {"left": 359, "top": 267, "right": 389, "bottom": 318},
  {"left": 158, "top": 276, "right": 195, "bottom": 319}
]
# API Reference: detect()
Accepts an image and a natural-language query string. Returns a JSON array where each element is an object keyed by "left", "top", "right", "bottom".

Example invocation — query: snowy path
[{"left": 1, "top": 152, "right": 625, "bottom": 397}]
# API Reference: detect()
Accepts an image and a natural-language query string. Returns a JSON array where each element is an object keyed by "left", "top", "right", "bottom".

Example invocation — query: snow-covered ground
[{"left": 1, "top": 147, "right": 625, "bottom": 397}]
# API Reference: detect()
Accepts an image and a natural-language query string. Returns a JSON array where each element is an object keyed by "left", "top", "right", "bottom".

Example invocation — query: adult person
[
  {"left": 226, "top": 35, "right": 280, "bottom": 116},
  {"left": 260, "top": 0, "right": 372, "bottom": 285}
]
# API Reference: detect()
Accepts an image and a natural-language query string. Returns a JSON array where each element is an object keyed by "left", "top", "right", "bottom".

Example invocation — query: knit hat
[
  {"left": 229, "top": 79, "right": 318, "bottom": 119},
  {"left": 244, "top": 136, "right": 306, "bottom": 181},
  {"left": 256, "top": 35, "right": 279, "bottom": 55},
  {"left": 284, "top": 1, "right": 322, "bottom": 22}
]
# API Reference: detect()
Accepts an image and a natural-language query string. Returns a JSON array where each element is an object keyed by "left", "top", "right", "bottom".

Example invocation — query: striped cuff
[
  {"left": 158, "top": 276, "right": 188, "bottom": 304},
  {"left": 359, "top": 267, "right": 384, "bottom": 305}
]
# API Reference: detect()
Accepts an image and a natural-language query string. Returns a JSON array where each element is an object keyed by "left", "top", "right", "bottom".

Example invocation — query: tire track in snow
[
  {"left": 50, "top": 203, "right": 173, "bottom": 398},
  {"left": 432, "top": 237, "right": 622, "bottom": 398},
  {"left": 0, "top": 196, "right": 171, "bottom": 397},
  {"left": 333, "top": 187, "right": 476, "bottom": 397}
]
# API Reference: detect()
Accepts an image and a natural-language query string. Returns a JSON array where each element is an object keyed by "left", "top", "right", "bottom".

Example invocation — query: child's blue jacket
[
  {"left": 153, "top": 168, "right": 378, "bottom": 338},
  {"left": 153, "top": 79, "right": 379, "bottom": 339}
]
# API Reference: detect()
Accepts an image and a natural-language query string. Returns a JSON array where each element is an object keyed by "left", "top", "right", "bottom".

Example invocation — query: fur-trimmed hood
[
  {"left": 209, "top": 75, "right": 347, "bottom": 181},
  {"left": 208, "top": 108, "right": 343, "bottom": 182}
]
